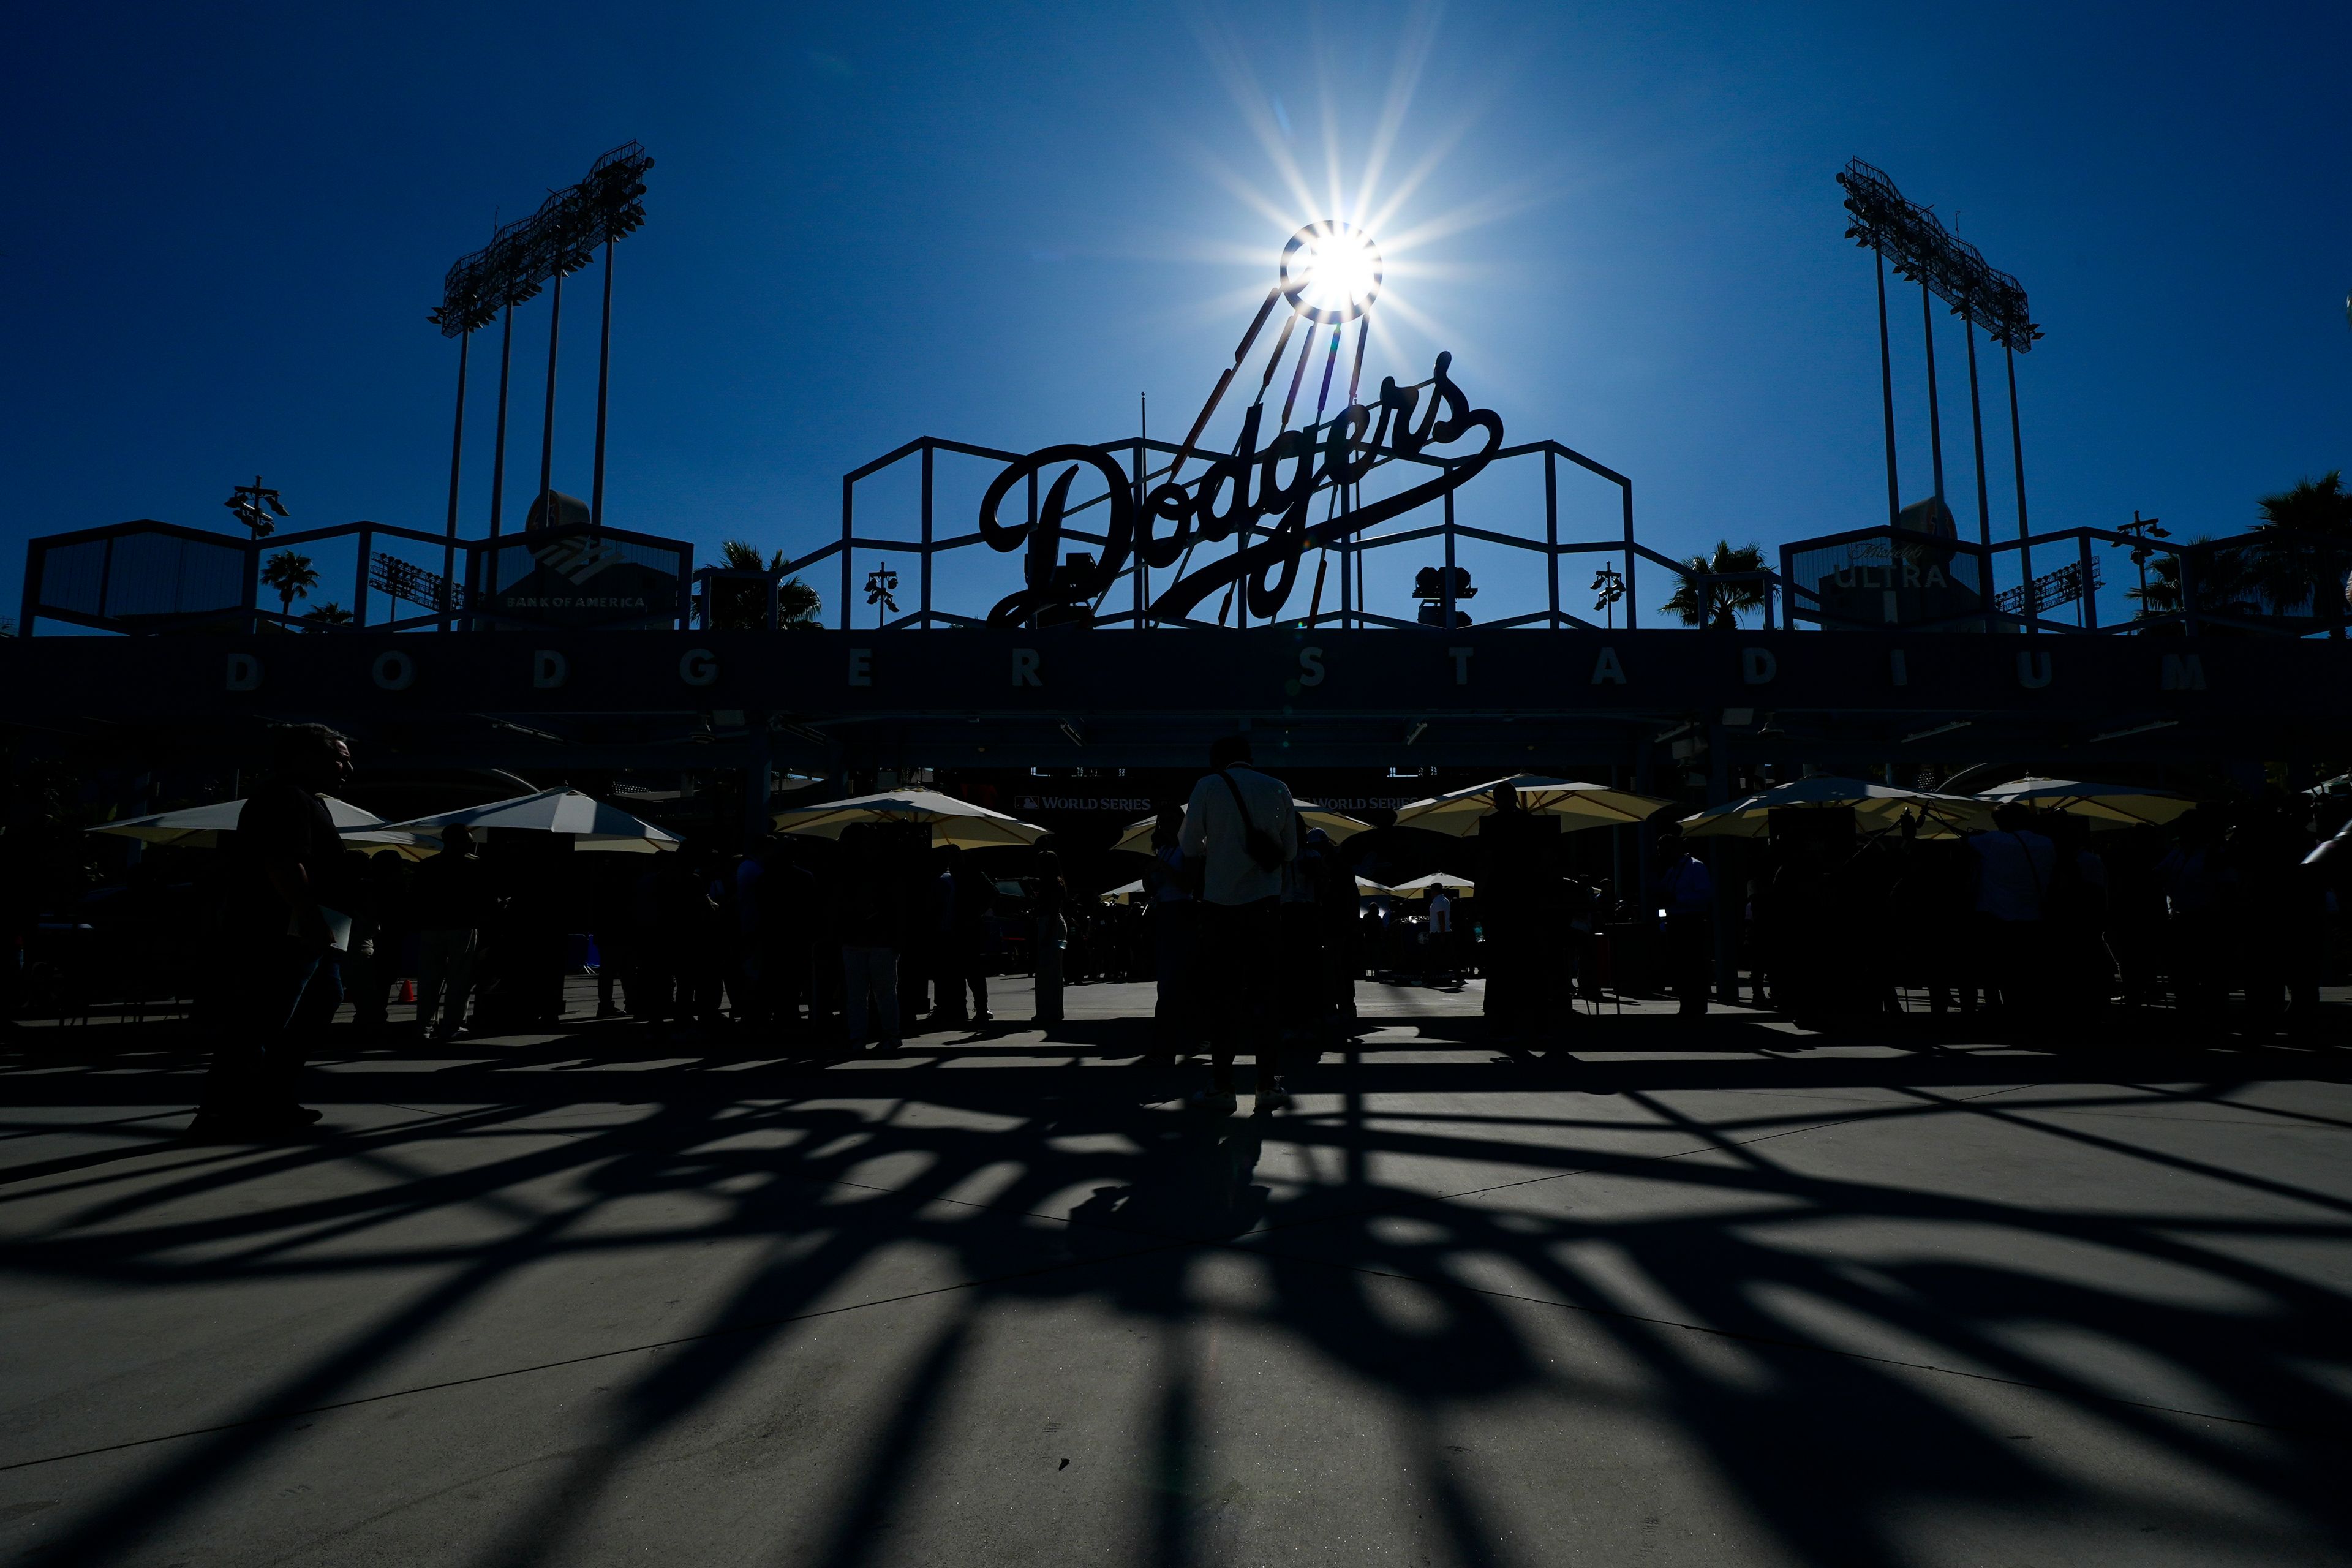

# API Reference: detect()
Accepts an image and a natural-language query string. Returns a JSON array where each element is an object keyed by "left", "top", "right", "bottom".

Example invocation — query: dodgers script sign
[{"left": 975, "top": 351, "right": 1503, "bottom": 628}]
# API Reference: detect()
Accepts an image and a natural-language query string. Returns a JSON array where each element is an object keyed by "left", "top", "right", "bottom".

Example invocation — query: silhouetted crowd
[
  {"left": 111, "top": 722, "right": 2344, "bottom": 1138},
  {"left": 1747, "top": 796, "right": 2335, "bottom": 1038}
]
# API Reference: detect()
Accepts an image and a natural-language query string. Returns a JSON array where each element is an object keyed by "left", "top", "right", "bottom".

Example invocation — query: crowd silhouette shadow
[{"left": 4, "top": 1000, "right": 2350, "bottom": 1567}]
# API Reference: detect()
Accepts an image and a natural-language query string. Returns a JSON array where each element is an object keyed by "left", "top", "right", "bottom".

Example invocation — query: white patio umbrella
[
  {"left": 771, "top": 787, "right": 1046, "bottom": 850},
  {"left": 1355, "top": 876, "right": 1398, "bottom": 895},
  {"left": 1973, "top": 777, "right": 2198, "bottom": 829},
  {"left": 90, "top": 795, "right": 435, "bottom": 856},
  {"left": 1108, "top": 799, "right": 1370, "bottom": 857},
  {"left": 1387, "top": 872, "right": 1475, "bottom": 899},
  {"left": 1393, "top": 775, "right": 1676, "bottom": 836},
  {"left": 390, "top": 788, "right": 680, "bottom": 853},
  {"left": 1679, "top": 776, "right": 1992, "bottom": 840},
  {"left": 1099, "top": 880, "right": 1147, "bottom": 905}
]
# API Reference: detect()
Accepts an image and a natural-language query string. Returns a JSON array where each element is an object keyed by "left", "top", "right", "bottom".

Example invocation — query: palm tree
[
  {"left": 710, "top": 540, "right": 821, "bottom": 629},
  {"left": 304, "top": 601, "right": 353, "bottom": 628},
  {"left": 2127, "top": 536, "right": 2259, "bottom": 625},
  {"left": 1659, "top": 540, "right": 1769, "bottom": 630},
  {"left": 260, "top": 551, "right": 318, "bottom": 618},
  {"left": 2248, "top": 472, "right": 2352, "bottom": 636}
]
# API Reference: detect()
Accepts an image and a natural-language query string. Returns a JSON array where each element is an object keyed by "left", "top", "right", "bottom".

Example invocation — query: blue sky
[{"left": 9, "top": 1, "right": 2349, "bottom": 629}]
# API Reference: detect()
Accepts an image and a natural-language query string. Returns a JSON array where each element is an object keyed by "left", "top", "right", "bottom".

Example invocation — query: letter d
[{"left": 225, "top": 652, "right": 260, "bottom": 692}]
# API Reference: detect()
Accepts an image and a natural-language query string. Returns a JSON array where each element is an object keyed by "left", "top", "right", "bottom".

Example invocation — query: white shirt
[
  {"left": 1178, "top": 764, "right": 1298, "bottom": 906},
  {"left": 1428, "top": 892, "right": 1453, "bottom": 933}
]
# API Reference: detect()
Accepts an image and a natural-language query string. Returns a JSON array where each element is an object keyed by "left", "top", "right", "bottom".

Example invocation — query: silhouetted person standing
[
  {"left": 839, "top": 825, "right": 905, "bottom": 1052},
  {"left": 1033, "top": 850, "right": 1069, "bottom": 1026},
  {"left": 1477, "top": 784, "right": 1559, "bottom": 1043},
  {"left": 1179, "top": 734, "right": 1298, "bottom": 1114},
  {"left": 1969, "top": 804, "right": 2056, "bottom": 1017},
  {"left": 938, "top": 845, "right": 995, "bottom": 1025},
  {"left": 192, "top": 723, "right": 353, "bottom": 1138},
  {"left": 412, "top": 824, "right": 490, "bottom": 1041},
  {"left": 1659, "top": 831, "right": 1716, "bottom": 1018}
]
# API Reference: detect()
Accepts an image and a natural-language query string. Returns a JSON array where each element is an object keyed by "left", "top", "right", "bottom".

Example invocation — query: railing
[
  {"left": 34, "top": 478, "right": 2335, "bottom": 644},
  {"left": 19, "top": 518, "right": 695, "bottom": 636},
  {"left": 1781, "top": 522, "right": 2337, "bottom": 638},
  {"left": 822, "top": 431, "right": 1659, "bottom": 633}
]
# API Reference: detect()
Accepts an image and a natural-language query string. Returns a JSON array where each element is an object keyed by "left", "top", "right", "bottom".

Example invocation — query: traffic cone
[{"left": 398, "top": 978, "right": 417, "bottom": 1005}]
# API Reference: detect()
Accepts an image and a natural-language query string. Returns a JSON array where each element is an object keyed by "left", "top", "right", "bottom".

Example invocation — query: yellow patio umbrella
[
  {"left": 1393, "top": 775, "right": 1675, "bottom": 836},
  {"left": 1386, "top": 872, "right": 1474, "bottom": 899},
  {"left": 1107, "top": 799, "right": 1370, "bottom": 856},
  {"left": 1679, "top": 776, "right": 1992, "bottom": 839},
  {"left": 1973, "top": 777, "right": 2198, "bottom": 829},
  {"left": 772, "top": 787, "right": 1047, "bottom": 850}
]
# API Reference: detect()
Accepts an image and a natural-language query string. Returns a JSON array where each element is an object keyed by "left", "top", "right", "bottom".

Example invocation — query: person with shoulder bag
[{"left": 1176, "top": 734, "right": 1298, "bottom": 1114}]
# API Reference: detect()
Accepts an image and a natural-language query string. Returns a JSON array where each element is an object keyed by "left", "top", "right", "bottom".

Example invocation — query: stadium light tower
[
  {"left": 1838, "top": 160, "right": 2041, "bottom": 582},
  {"left": 429, "top": 143, "right": 654, "bottom": 574}
]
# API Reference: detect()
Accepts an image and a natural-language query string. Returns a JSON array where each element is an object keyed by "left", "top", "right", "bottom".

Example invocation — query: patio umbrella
[
  {"left": 90, "top": 795, "right": 434, "bottom": 856},
  {"left": 1386, "top": 872, "right": 1474, "bottom": 899},
  {"left": 390, "top": 788, "right": 680, "bottom": 853},
  {"left": 1355, "top": 876, "right": 1398, "bottom": 895},
  {"left": 772, "top": 787, "right": 1046, "bottom": 850},
  {"left": 1679, "top": 776, "right": 1993, "bottom": 840},
  {"left": 1107, "top": 799, "right": 1371, "bottom": 857},
  {"left": 1393, "top": 775, "right": 1675, "bottom": 836},
  {"left": 1973, "top": 777, "right": 2198, "bottom": 829},
  {"left": 1099, "top": 880, "right": 1147, "bottom": 905}
]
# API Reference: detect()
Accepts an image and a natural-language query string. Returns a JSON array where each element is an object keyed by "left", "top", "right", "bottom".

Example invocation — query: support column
[
  {"left": 743, "top": 716, "right": 773, "bottom": 848},
  {"left": 488, "top": 306, "right": 514, "bottom": 540},
  {"left": 538, "top": 268, "right": 564, "bottom": 526},
  {"left": 1876, "top": 251, "right": 1900, "bottom": 526},
  {"left": 1441, "top": 486, "right": 1457, "bottom": 627},
  {"left": 1544, "top": 448, "right": 1560, "bottom": 625},
  {"left": 444, "top": 330, "right": 469, "bottom": 595},
  {"left": 2007, "top": 342, "right": 2033, "bottom": 622},
  {"left": 1708, "top": 725, "right": 1736, "bottom": 1005},
  {"left": 1964, "top": 318, "right": 1991, "bottom": 551},
  {"left": 592, "top": 238, "right": 614, "bottom": 528},
  {"left": 1921, "top": 278, "right": 1945, "bottom": 500}
]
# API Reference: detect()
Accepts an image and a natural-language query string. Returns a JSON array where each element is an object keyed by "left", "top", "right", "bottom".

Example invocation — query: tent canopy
[
  {"left": 1393, "top": 776, "right": 1675, "bottom": 837},
  {"left": 773, "top": 787, "right": 1047, "bottom": 850},
  {"left": 1109, "top": 799, "right": 1370, "bottom": 858},
  {"left": 1974, "top": 777, "right": 2198, "bottom": 828},
  {"left": 1680, "top": 776, "right": 1992, "bottom": 840},
  {"left": 390, "top": 788, "right": 680, "bottom": 853}
]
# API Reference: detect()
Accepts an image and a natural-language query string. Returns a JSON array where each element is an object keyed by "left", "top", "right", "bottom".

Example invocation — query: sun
[{"left": 1281, "top": 222, "right": 1384, "bottom": 324}]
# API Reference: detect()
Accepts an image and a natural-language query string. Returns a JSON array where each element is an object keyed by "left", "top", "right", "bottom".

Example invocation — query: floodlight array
[
  {"left": 1838, "top": 159, "right": 2040, "bottom": 352},
  {"left": 430, "top": 142, "right": 654, "bottom": 336}
]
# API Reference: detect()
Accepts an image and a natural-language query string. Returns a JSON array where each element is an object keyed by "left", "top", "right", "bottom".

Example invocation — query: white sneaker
[{"left": 1254, "top": 1082, "right": 1291, "bottom": 1114}]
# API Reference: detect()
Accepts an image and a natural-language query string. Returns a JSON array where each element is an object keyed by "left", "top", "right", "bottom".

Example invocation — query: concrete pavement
[{"left": 3, "top": 978, "right": 2349, "bottom": 1566}]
